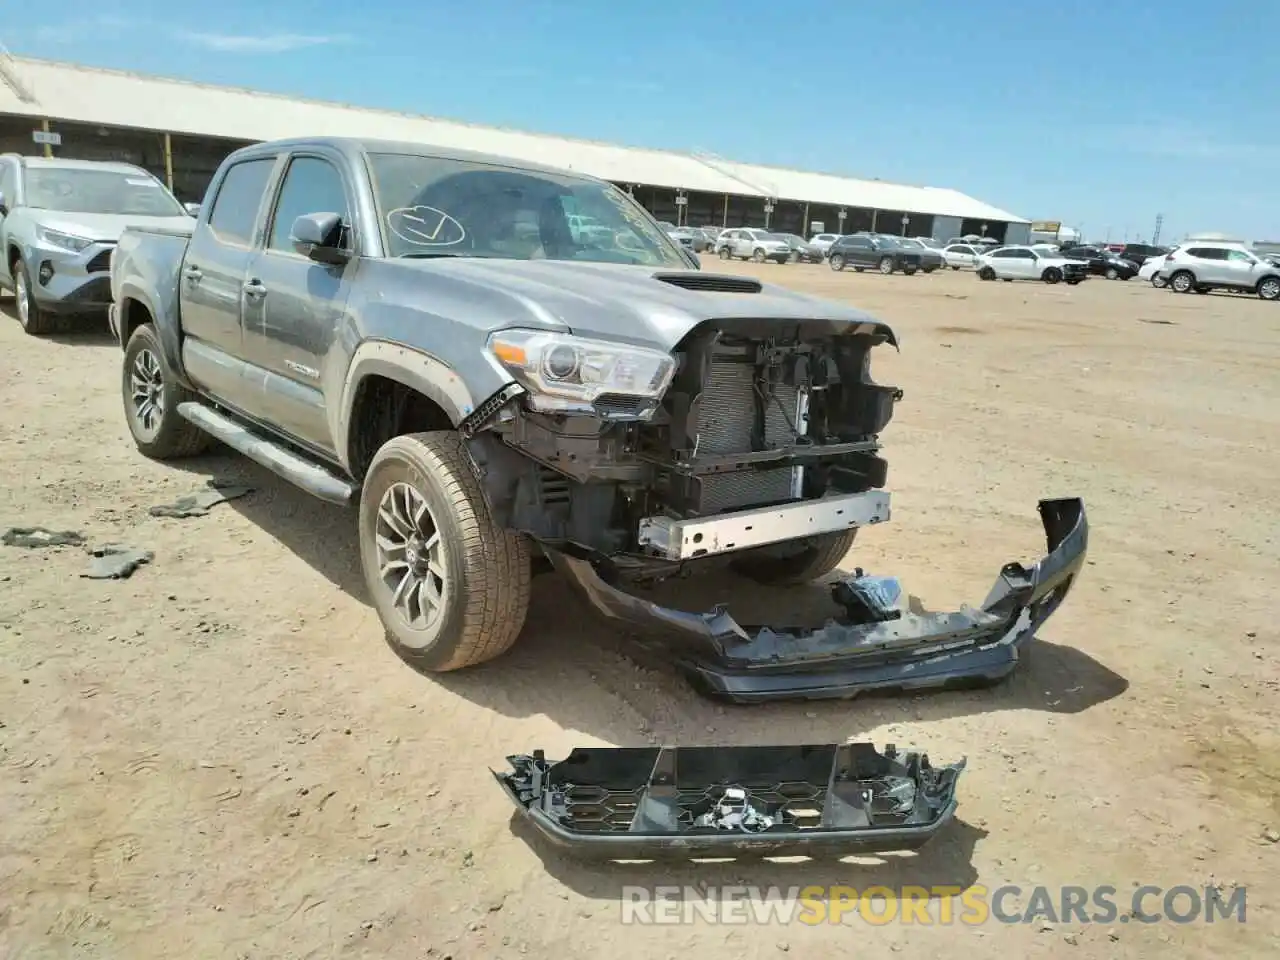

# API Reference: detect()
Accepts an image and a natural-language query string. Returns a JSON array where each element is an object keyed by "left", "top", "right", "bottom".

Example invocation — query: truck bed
[{"left": 110, "top": 225, "right": 193, "bottom": 348}]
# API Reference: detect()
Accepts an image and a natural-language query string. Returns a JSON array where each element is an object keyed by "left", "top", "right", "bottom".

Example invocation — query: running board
[{"left": 176, "top": 402, "right": 356, "bottom": 506}]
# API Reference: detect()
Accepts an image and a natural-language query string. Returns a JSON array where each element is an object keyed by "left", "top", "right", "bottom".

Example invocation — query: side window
[
  {"left": 850, "top": 237, "right": 870, "bottom": 248},
  {"left": 267, "top": 157, "right": 351, "bottom": 252},
  {"left": 1016, "top": 250, "right": 1036, "bottom": 259},
  {"left": 207, "top": 158, "right": 276, "bottom": 246},
  {"left": 0, "top": 161, "right": 15, "bottom": 208},
  {"left": 991, "top": 250, "right": 1015, "bottom": 259},
  {"left": 1188, "top": 247, "right": 1226, "bottom": 260},
  {"left": 957, "top": 245, "right": 974, "bottom": 255},
  {"left": 1226, "top": 250, "right": 1255, "bottom": 263}
]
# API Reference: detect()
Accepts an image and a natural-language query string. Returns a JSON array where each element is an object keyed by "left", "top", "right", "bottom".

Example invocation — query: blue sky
[{"left": 8, "top": 1, "right": 1277, "bottom": 242}]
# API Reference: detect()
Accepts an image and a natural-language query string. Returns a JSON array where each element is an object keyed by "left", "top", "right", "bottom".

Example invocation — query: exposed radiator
[{"left": 695, "top": 354, "right": 799, "bottom": 513}]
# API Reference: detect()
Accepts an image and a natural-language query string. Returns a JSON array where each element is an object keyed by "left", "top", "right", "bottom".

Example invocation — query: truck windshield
[
  {"left": 368, "top": 152, "right": 689, "bottom": 266},
  {"left": 24, "top": 167, "right": 185, "bottom": 216}
]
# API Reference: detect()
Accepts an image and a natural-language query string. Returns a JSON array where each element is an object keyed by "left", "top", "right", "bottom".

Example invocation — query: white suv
[{"left": 1161, "top": 244, "right": 1280, "bottom": 300}]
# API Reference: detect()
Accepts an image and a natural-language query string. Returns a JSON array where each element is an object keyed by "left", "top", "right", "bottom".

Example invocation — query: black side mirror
[{"left": 291, "top": 212, "right": 349, "bottom": 265}]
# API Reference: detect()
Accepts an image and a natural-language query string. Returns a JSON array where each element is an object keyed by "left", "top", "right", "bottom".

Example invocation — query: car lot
[{"left": 1, "top": 262, "right": 1277, "bottom": 958}]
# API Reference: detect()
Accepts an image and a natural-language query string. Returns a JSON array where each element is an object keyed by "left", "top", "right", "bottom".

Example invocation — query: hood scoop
[{"left": 653, "top": 272, "right": 763, "bottom": 294}]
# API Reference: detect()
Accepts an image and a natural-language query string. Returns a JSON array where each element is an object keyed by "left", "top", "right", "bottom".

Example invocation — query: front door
[{"left": 240, "top": 152, "right": 357, "bottom": 454}]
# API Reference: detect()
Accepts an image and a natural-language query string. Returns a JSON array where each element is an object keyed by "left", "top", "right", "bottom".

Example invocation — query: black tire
[
  {"left": 1169, "top": 270, "right": 1196, "bottom": 294},
  {"left": 718, "top": 246, "right": 731, "bottom": 260},
  {"left": 1194, "top": 286, "right": 1210, "bottom": 294},
  {"left": 829, "top": 254, "right": 845, "bottom": 271},
  {"left": 978, "top": 266, "right": 996, "bottom": 281},
  {"left": 1105, "top": 267, "right": 1118, "bottom": 280},
  {"left": 878, "top": 256, "right": 895, "bottom": 275},
  {"left": 360, "top": 432, "right": 531, "bottom": 672},
  {"left": 1042, "top": 267, "right": 1062, "bottom": 284},
  {"left": 12, "top": 256, "right": 73, "bottom": 336},
  {"left": 1257, "top": 276, "right": 1280, "bottom": 301},
  {"left": 951, "top": 265, "right": 961, "bottom": 271},
  {"left": 122, "top": 323, "right": 211, "bottom": 459},
  {"left": 1151, "top": 275, "right": 1167, "bottom": 289},
  {"left": 923, "top": 266, "right": 937, "bottom": 274},
  {"left": 1066, "top": 279, "right": 1082, "bottom": 285},
  {"left": 731, "top": 530, "right": 857, "bottom": 586},
  {"left": 903, "top": 265, "right": 918, "bottom": 276},
  {"left": 752, "top": 248, "right": 767, "bottom": 263}
]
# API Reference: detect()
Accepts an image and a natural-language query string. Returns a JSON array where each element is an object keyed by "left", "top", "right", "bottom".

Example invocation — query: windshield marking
[{"left": 387, "top": 205, "right": 467, "bottom": 246}]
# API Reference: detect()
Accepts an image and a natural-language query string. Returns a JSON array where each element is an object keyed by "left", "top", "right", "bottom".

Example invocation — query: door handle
[
  {"left": 242, "top": 279, "right": 267, "bottom": 299},
  {"left": 183, "top": 264, "right": 202, "bottom": 282}
]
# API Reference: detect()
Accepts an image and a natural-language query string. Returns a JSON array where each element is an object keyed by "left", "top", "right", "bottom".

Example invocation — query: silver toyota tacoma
[
  {"left": 109, "top": 136, "right": 1087, "bottom": 703},
  {"left": 0, "top": 154, "right": 194, "bottom": 334}
]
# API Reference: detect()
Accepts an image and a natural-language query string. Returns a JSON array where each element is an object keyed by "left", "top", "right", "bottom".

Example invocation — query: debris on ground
[
  {"left": 82, "top": 544, "right": 155, "bottom": 580},
  {"left": 1137, "top": 318, "right": 1177, "bottom": 325},
  {"left": 2, "top": 526, "right": 86, "bottom": 548},
  {"left": 149, "top": 480, "right": 252, "bottom": 519}
]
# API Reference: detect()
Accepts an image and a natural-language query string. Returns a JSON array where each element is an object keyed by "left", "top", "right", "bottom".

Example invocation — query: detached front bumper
[
  {"left": 495, "top": 742, "right": 965, "bottom": 860},
  {"left": 548, "top": 498, "right": 1088, "bottom": 703}
]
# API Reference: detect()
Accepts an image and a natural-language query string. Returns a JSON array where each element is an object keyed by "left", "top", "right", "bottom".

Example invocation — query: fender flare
[
  {"left": 115, "top": 281, "right": 188, "bottom": 381},
  {"left": 334, "top": 340, "right": 477, "bottom": 472}
]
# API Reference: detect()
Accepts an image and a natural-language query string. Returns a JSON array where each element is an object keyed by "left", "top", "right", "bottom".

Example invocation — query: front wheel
[
  {"left": 731, "top": 530, "right": 858, "bottom": 586},
  {"left": 829, "top": 254, "right": 846, "bottom": 271},
  {"left": 878, "top": 256, "right": 895, "bottom": 275},
  {"left": 122, "top": 323, "right": 211, "bottom": 459},
  {"left": 12, "top": 257, "right": 69, "bottom": 336},
  {"left": 1151, "top": 275, "right": 1168, "bottom": 288},
  {"left": 718, "top": 246, "right": 731, "bottom": 260},
  {"left": 752, "top": 248, "right": 767, "bottom": 263},
  {"left": 951, "top": 265, "right": 961, "bottom": 271},
  {"left": 360, "top": 432, "right": 532, "bottom": 672},
  {"left": 1105, "top": 267, "right": 1118, "bottom": 280},
  {"left": 978, "top": 266, "right": 996, "bottom": 281},
  {"left": 1258, "top": 277, "right": 1280, "bottom": 301},
  {"left": 1042, "top": 267, "right": 1062, "bottom": 284}
]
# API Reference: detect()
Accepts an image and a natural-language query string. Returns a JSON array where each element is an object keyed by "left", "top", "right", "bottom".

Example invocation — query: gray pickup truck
[{"left": 110, "top": 136, "right": 1087, "bottom": 703}]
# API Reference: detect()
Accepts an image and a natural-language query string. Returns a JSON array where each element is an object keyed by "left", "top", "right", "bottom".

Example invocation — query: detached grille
[
  {"left": 694, "top": 353, "right": 797, "bottom": 513},
  {"left": 86, "top": 248, "right": 113, "bottom": 273}
]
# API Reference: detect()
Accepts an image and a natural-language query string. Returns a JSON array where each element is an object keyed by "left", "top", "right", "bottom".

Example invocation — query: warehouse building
[{"left": 0, "top": 53, "right": 1031, "bottom": 244}]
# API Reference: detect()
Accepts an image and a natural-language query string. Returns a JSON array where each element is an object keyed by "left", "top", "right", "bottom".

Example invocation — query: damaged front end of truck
[
  {"left": 494, "top": 741, "right": 966, "bottom": 859},
  {"left": 464, "top": 286, "right": 1088, "bottom": 701}
]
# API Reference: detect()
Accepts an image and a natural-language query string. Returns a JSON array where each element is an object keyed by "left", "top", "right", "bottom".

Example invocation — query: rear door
[
  {"left": 846, "top": 236, "right": 873, "bottom": 266},
  {"left": 180, "top": 154, "right": 281, "bottom": 403},
  {"left": 239, "top": 150, "right": 358, "bottom": 454}
]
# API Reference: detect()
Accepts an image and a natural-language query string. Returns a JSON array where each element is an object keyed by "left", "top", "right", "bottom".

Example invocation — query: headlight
[
  {"left": 37, "top": 227, "right": 94, "bottom": 254},
  {"left": 487, "top": 330, "right": 676, "bottom": 414}
]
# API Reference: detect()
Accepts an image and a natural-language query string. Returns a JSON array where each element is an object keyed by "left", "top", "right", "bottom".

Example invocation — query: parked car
[
  {"left": 940, "top": 243, "right": 982, "bottom": 270},
  {"left": 670, "top": 226, "right": 712, "bottom": 253},
  {"left": 1114, "top": 242, "right": 1169, "bottom": 267},
  {"left": 975, "top": 245, "right": 1088, "bottom": 284},
  {"left": 827, "top": 234, "right": 923, "bottom": 275},
  {"left": 893, "top": 237, "right": 944, "bottom": 272},
  {"left": 776, "top": 233, "right": 824, "bottom": 263},
  {"left": 0, "top": 154, "right": 194, "bottom": 334},
  {"left": 715, "top": 228, "right": 792, "bottom": 263},
  {"left": 105, "top": 136, "right": 1090, "bottom": 702},
  {"left": 1161, "top": 243, "right": 1280, "bottom": 300},
  {"left": 1059, "top": 246, "right": 1140, "bottom": 280},
  {"left": 808, "top": 232, "right": 841, "bottom": 256},
  {"left": 1138, "top": 250, "right": 1173, "bottom": 288}
]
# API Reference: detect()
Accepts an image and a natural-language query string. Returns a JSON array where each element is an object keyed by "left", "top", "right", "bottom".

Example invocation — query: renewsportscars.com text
[{"left": 620, "top": 884, "right": 1247, "bottom": 926}]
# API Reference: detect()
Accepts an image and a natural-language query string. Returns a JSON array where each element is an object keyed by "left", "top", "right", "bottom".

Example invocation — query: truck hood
[
  {"left": 30, "top": 211, "right": 195, "bottom": 243},
  {"left": 399, "top": 258, "right": 897, "bottom": 350}
]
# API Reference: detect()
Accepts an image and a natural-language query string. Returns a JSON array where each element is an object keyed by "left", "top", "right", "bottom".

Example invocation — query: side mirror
[
  {"left": 183, "top": 202, "right": 201, "bottom": 217},
  {"left": 291, "top": 211, "right": 349, "bottom": 265}
]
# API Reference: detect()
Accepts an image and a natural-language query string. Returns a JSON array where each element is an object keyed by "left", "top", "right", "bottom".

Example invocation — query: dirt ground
[{"left": 1, "top": 262, "right": 1277, "bottom": 959}]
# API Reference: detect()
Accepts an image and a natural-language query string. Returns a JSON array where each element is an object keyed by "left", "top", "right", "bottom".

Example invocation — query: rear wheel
[
  {"left": 951, "top": 265, "right": 961, "bottom": 271},
  {"left": 122, "top": 323, "right": 211, "bottom": 459},
  {"left": 731, "top": 530, "right": 858, "bottom": 586},
  {"left": 360, "top": 432, "right": 531, "bottom": 672},
  {"left": 1151, "top": 275, "right": 1168, "bottom": 289},
  {"left": 1105, "top": 266, "right": 1118, "bottom": 280},
  {"left": 829, "top": 254, "right": 846, "bottom": 271},
  {"left": 1169, "top": 270, "right": 1195, "bottom": 293},
  {"left": 718, "top": 246, "right": 731, "bottom": 260}
]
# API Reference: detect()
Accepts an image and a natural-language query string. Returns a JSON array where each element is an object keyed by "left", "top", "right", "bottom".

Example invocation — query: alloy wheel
[{"left": 375, "top": 481, "right": 448, "bottom": 631}]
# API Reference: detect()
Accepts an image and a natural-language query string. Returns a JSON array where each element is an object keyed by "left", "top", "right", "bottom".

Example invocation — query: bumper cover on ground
[
  {"left": 548, "top": 498, "right": 1087, "bottom": 703},
  {"left": 495, "top": 742, "right": 964, "bottom": 859}
]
